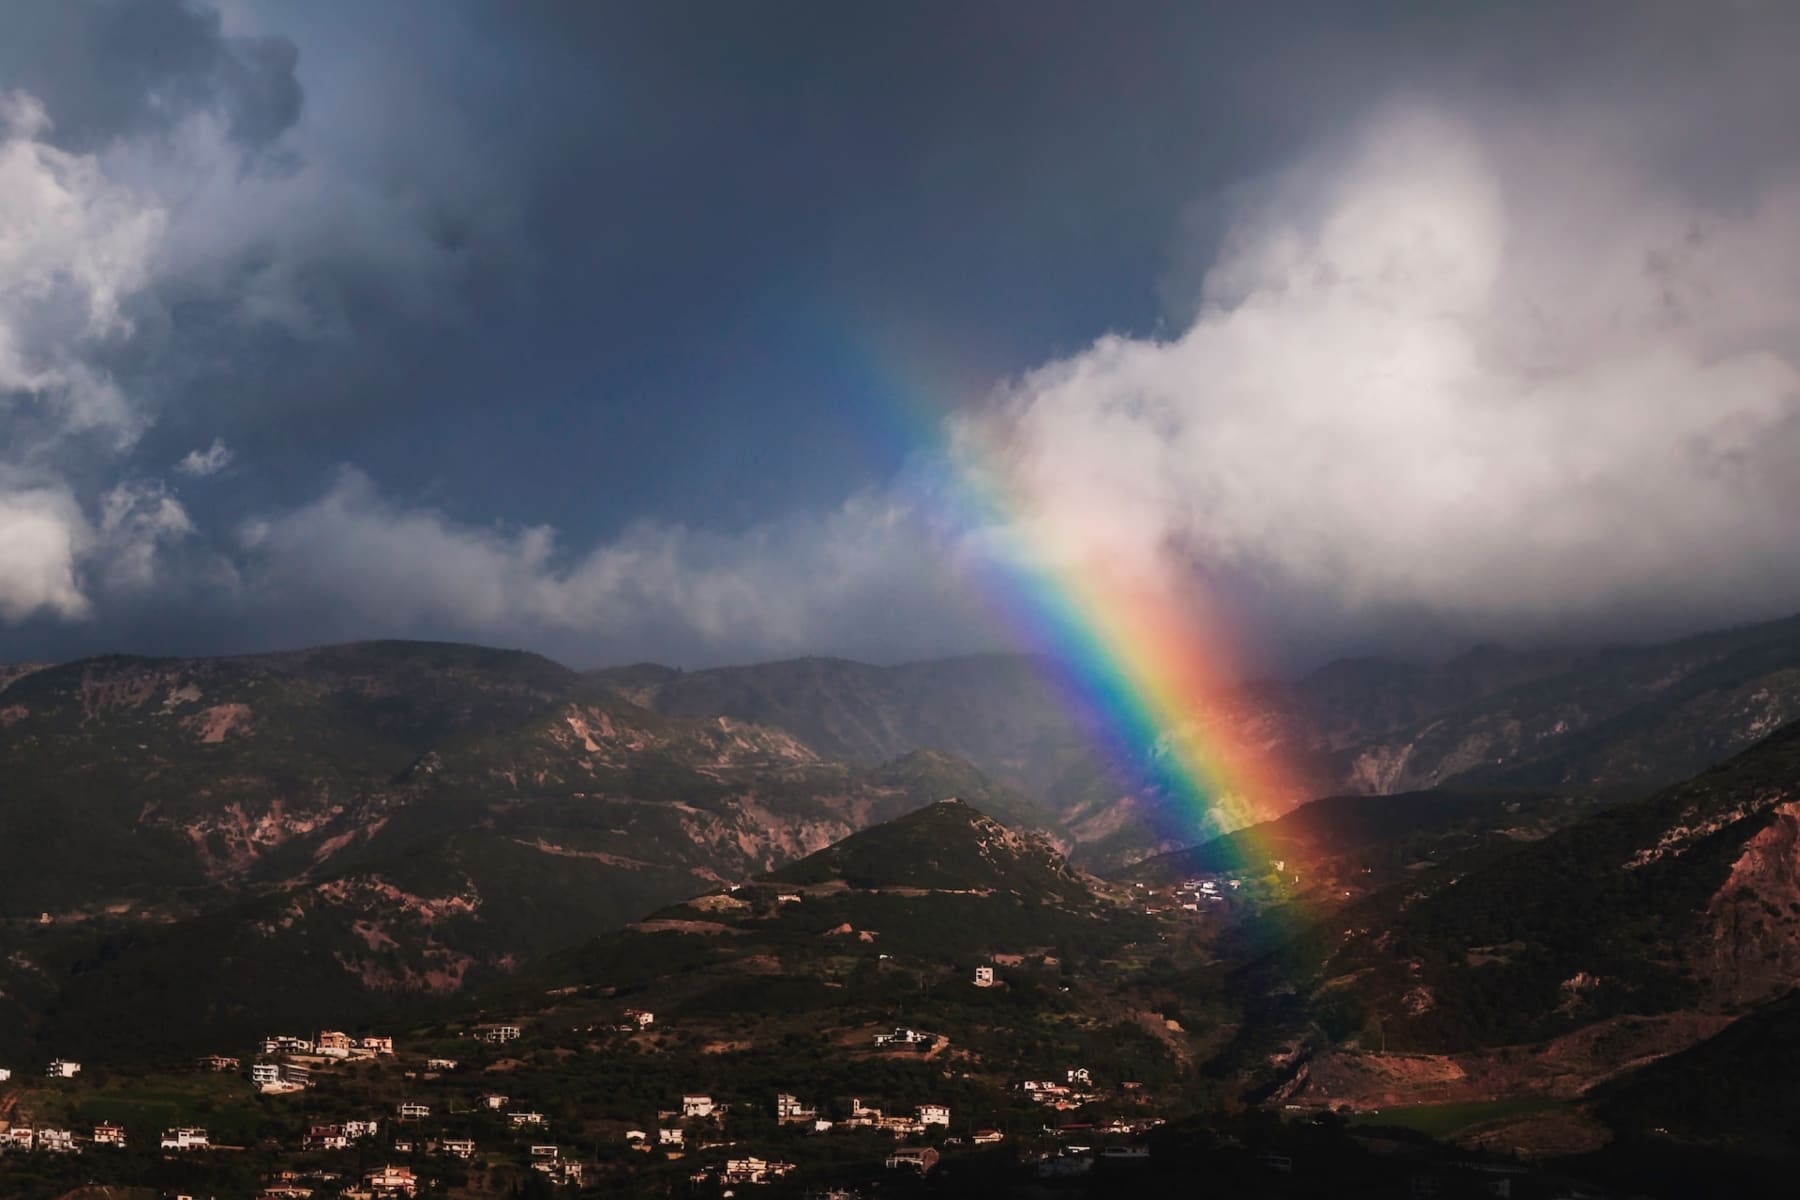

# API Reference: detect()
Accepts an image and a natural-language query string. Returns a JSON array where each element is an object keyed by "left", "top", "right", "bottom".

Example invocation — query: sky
[{"left": 3, "top": 1, "right": 1800, "bottom": 672}]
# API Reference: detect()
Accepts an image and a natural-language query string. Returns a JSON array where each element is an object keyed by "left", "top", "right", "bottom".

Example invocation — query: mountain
[
  {"left": 509, "top": 799, "right": 1186, "bottom": 1115},
  {"left": 0, "top": 642, "right": 1050, "bottom": 1062},
  {"left": 1257, "top": 720, "right": 1800, "bottom": 1142},
  {"left": 595, "top": 614, "right": 1800, "bottom": 867}
]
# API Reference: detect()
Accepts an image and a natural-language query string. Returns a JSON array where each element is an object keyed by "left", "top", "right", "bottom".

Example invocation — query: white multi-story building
[
  {"left": 160, "top": 1127, "right": 210, "bottom": 1151},
  {"left": 918, "top": 1103, "right": 951, "bottom": 1127},
  {"left": 45, "top": 1059, "right": 81, "bottom": 1078}
]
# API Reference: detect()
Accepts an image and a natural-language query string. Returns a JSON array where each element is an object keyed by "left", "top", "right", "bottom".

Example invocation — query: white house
[
  {"left": 92, "top": 1123, "right": 127, "bottom": 1147},
  {"left": 658, "top": 1127, "right": 684, "bottom": 1147},
  {"left": 440, "top": 1137, "right": 476, "bottom": 1159},
  {"left": 426, "top": 1057, "right": 458, "bottom": 1071},
  {"left": 622, "top": 1008, "right": 655, "bottom": 1028},
  {"left": 38, "top": 1128, "right": 78, "bottom": 1154},
  {"left": 508, "top": 1111, "right": 547, "bottom": 1128},
  {"left": 45, "top": 1059, "right": 81, "bottom": 1078},
  {"left": 918, "top": 1103, "right": 951, "bottom": 1127},
  {"left": 397, "top": 1102, "right": 431, "bottom": 1121},
  {"left": 344, "top": 1119, "right": 380, "bottom": 1140},
  {"left": 475, "top": 1023, "right": 521, "bottom": 1043},
  {"left": 364, "top": 1164, "right": 419, "bottom": 1197},
  {"left": 681, "top": 1094, "right": 715, "bottom": 1119},
  {"left": 481, "top": 1093, "right": 510, "bottom": 1110},
  {"left": 160, "top": 1127, "right": 210, "bottom": 1150},
  {"left": 974, "top": 965, "right": 997, "bottom": 987},
  {"left": 360, "top": 1035, "right": 395, "bottom": 1055},
  {"left": 0, "top": 1067, "right": 10, "bottom": 1081},
  {"left": 873, "top": 1027, "right": 930, "bottom": 1046},
  {"left": 776, "top": 1093, "right": 818, "bottom": 1124}
]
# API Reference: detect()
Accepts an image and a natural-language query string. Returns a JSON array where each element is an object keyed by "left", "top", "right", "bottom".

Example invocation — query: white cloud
[
  {"left": 0, "top": 485, "right": 89, "bottom": 621},
  {"left": 951, "top": 101, "right": 1800, "bottom": 651},
  {"left": 233, "top": 467, "right": 994, "bottom": 665},
  {"left": 0, "top": 91, "right": 164, "bottom": 451},
  {"left": 175, "top": 437, "right": 233, "bottom": 477}
]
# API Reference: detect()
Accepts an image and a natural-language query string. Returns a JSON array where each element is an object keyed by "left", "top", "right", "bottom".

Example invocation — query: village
[{"left": 0, "top": 956, "right": 1175, "bottom": 1199}]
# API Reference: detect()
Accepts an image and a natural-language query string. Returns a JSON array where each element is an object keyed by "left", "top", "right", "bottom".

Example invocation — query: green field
[
  {"left": 1347, "top": 1096, "right": 1562, "bottom": 1139},
  {"left": 39, "top": 1074, "right": 264, "bottom": 1142}
]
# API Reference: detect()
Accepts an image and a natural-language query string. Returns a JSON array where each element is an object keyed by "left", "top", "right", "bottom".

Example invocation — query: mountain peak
[{"left": 765, "top": 798, "right": 1092, "bottom": 904}]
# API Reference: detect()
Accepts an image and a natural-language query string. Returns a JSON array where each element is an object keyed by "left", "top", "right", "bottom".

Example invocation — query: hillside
[
  {"left": 593, "top": 614, "right": 1800, "bottom": 866},
  {"left": 0, "top": 642, "right": 1052, "bottom": 1063},
  {"left": 1258, "top": 722, "right": 1800, "bottom": 1133}
]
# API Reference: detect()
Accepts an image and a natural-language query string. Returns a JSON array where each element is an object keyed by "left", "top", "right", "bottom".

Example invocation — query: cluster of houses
[
  {"left": 690, "top": 1155, "right": 797, "bottom": 1186},
  {"left": 1139, "top": 875, "right": 1239, "bottom": 914},
  {"left": 0, "top": 1122, "right": 230, "bottom": 1155},
  {"left": 1019, "top": 1068, "right": 1109, "bottom": 1110}
]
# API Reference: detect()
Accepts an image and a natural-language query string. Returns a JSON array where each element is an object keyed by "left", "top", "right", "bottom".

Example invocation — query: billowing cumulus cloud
[
  {"left": 0, "top": 0, "right": 494, "bottom": 633},
  {"left": 229, "top": 468, "right": 994, "bottom": 666},
  {"left": 953, "top": 100, "right": 1800, "bottom": 656}
]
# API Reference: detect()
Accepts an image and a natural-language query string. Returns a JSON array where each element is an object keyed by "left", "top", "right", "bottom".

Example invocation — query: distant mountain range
[
  {"left": 598, "top": 612, "right": 1800, "bottom": 861},
  {"left": 6, "top": 613, "right": 1800, "bottom": 1077}
]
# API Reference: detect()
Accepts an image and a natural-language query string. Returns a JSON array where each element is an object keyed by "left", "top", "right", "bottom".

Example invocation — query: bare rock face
[{"left": 1702, "top": 799, "right": 1800, "bottom": 1006}]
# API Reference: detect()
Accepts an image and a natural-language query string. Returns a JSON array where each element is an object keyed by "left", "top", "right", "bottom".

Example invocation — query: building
[
  {"left": 196, "top": 1054, "right": 240, "bottom": 1072},
  {"left": 317, "top": 1030, "right": 353, "bottom": 1057},
  {"left": 45, "top": 1059, "right": 81, "bottom": 1078},
  {"left": 344, "top": 1119, "right": 380, "bottom": 1140},
  {"left": 397, "top": 1102, "right": 431, "bottom": 1121},
  {"left": 426, "top": 1057, "right": 458, "bottom": 1071},
  {"left": 4, "top": 1127, "right": 34, "bottom": 1151},
  {"left": 508, "top": 1111, "right": 546, "bottom": 1128},
  {"left": 972, "top": 1129, "right": 1004, "bottom": 1144},
  {"left": 0, "top": 1066, "right": 10, "bottom": 1081},
  {"left": 306, "top": 1125, "right": 350, "bottom": 1151},
  {"left": 160, "top": 1127, "right": 211, "bottom": 1150},
  {"left": 360, "top": 1035, "right": 395, "bottom": 1055},
  {"left": 974, "top": 964, "right": 997, "bottom": 987},
  {"left": 680, "top": 1094, "right": 715, "bottom": 1119},
  {"left": 92, "top": 1122, "right": 127, "bottom": 1147},
  {"left": 918, "top": 1103, "right": 951, "bottom": 1127},
  {"left": 658, "top": 1127, "right": 684, "bottom": 1147},
  {"left": 536, "top": 1160, "right": 584, "bottom": 1186},
  {"left": 474, "top": 1024, "right": 520, "bottom": 1044},
  {"left": 364, "top": 1165, "right": 419, "bottom": 1198},
  {"left": 873, "top": 1027, "right": 930, "bottom": 1046},
  {"left": 621, "top": 1008, "right": 655, "bottom": 1028},
  {"left": 261, "top": 1035, "right": 314, "bottom": 1055},
  {"left": 253, "top": 1060, "right": 311, "bottom": 1092},
  {"left": 38, "top": 1128, "right": 78, "bottom": 1154},
  {"left": 886, "top": 1147, "right": 939, "bottom": 1173},
  {"left": 776, "top": 1093, "right": 818, "bottom": 1124},
  {"left": 722, "top": 1156, "right": 794, "bottom": 1184},
  {"left": 440, "top": 1138, "right": 476, "bottom": 1159},
  {"left": 1067, "top": 1067, "right": 1091, "bottom": 1086},
  {"left": 480, "top": 1093, "right": 509, "bottom": 1110},
  {"left": 529, "top": 1144, "right": 559, "bottom": 1160}
]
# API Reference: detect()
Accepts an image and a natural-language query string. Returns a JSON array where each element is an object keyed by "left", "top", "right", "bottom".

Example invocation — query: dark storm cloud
[
  {"left": 3, "top": 2, "right": 1800, "bottom": 671},
  {"left": 0, "top": 0, "right": 300, "bottom": 152}
]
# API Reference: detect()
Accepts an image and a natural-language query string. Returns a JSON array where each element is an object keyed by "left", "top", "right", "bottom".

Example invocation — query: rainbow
[{"left": 842, "top": 334, "right": 1305, "bottom": 853}]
